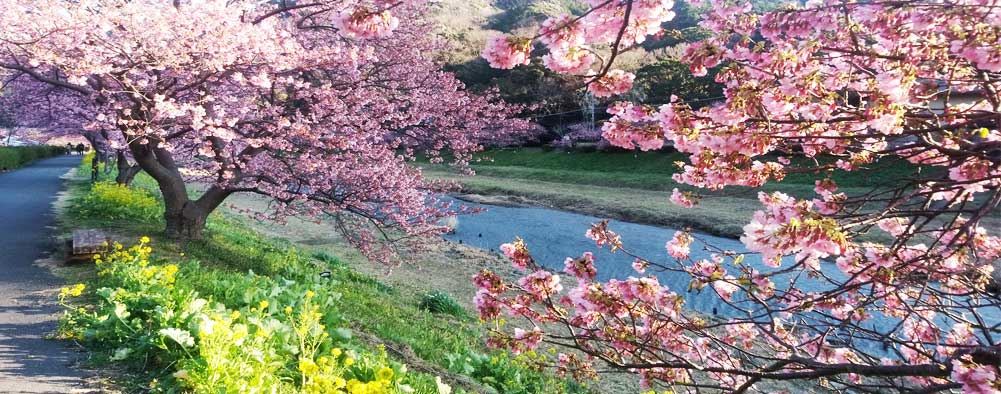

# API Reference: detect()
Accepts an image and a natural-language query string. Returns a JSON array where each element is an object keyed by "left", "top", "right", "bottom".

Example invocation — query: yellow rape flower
[
  {"left": 258, "top": 300, "right": 269, "bottom": 310},
  {"left": 346, "top": 380, "right": 364, "bottom": 394},
  {"left": 60, "top": 283, "right": 86, "bottom": 298},
  {"left": 298, "top": 358, "right": 319, "bottom": 375},
  {"left": 376, "top": 366, "right": 394, "bottom": 381}
]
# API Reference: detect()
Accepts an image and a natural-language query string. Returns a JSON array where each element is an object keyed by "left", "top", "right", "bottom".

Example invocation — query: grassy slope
[
  {"left": 425, "top": 147, "right": 933, "bottom": 239},
  {"left": 59, "top": 160, "right": 584, "bottom": 394}
]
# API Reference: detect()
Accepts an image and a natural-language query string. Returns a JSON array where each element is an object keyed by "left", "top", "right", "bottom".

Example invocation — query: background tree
[
  {"left": 1, "top": 73, "right": 133, "bottom": 182},
  {"left": 0, "top": 0, "right": 527, "bottom": 265},
  {"left": 477, "top": 0, "right": 1001, "bottom": 392}
]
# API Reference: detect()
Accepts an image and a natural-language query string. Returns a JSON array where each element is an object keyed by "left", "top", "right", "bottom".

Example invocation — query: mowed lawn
[{"left": 424, "top": 147, "right": 949, "bottom": 239}]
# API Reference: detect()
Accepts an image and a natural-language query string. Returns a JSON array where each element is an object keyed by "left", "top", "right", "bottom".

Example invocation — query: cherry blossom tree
[
  {"left": 0, "top": 77, "right": 124, "bottom": 175},
  {"left": 478, "top": 0, "right": 1001, "bottom": 392},
  {"left": 0, "top": 0, "right": 526, "bottom": 263}
]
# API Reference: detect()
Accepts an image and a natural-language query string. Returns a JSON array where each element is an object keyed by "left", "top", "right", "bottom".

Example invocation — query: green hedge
[{"left": 0, "top": 145, "right": 68, "bottom": 170}]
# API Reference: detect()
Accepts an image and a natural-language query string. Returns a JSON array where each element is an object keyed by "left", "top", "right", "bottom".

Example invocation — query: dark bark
[
  {"left": 161, "top": 185, "right": 231, "bottom": 240},
  {"left": 127, "top": 137, "right": 232, "bottom": 241},
  {"left": 90, "top": 156, "right": 99, "bottom": 182},
  {"left": 164, "top": 201, "right": 208, "bottom": 240},
  {"left": 82, "top": 131, "right": 105, "bottom": 182},
  {"left": 114, "top": 150, "right": 142, "bottom": 186}
]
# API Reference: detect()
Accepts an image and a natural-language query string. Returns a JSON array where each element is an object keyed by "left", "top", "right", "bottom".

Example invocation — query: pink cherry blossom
[
  {"left": 542, "top": 46, "right": 596, "bottom": 74},
  {"left": 0, "top": 0, "right": 530, "bottom": 266},
  {"left": 587, "top": 69, "right": 635, "bottom": 97},
  {"left": 669, "top": 188, "right": 697, "bottom": 208},
  {"left": 336, "top": 9, "right": 400, "bottom": 38},
  {"left": 665, "top": 230, "right": 692, "bottom": 259},
  {"left": 481, "top": 35, "right": 532, "bottom": 69},
  {"left": 563, "top": 252, "right": 597, "bottom": 280}
]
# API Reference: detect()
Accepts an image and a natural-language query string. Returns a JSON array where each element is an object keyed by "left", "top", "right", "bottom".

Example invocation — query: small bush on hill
[{"left": 418, "top": 291, "right": 468, "bottom": 318}]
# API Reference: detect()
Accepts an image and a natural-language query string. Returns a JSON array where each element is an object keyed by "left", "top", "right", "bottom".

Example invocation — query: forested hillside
[{"left": 431, "top": 0, "right": 790, "bottom": 130}]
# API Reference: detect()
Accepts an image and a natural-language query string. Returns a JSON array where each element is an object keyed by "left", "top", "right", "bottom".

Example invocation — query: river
[{"left": 441, "top": 196, "right": 1000, "bottom": 354}]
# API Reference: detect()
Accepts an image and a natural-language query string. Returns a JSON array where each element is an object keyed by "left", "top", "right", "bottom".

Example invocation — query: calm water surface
[{"left": 442, "top": 197, "right": 1000, "bottom": 353}]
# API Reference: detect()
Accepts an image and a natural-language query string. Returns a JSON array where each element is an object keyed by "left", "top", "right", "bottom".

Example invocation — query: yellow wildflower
[
  {"left": 299, "top": 358, "right": 319, "bottom": 375},
  {"left": 376, "top": 366, "right": 394, "bottom": 381}
]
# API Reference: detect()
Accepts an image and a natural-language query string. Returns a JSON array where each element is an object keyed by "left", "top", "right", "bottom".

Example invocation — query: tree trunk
[
  {"left": 114, "top": 150, "right": 142, "bottom": 186},
  {"left": 90, "top": 155, "right": 100, "bottom": 182},
  {"left": 126, "top": 132, "right": 234, "bottom": 242},
  {"left": 164, "top": 200, "right": 209, "bottom": 240},
  {"left": 161, "top": 186, "right": 230, "bottom": 241}
]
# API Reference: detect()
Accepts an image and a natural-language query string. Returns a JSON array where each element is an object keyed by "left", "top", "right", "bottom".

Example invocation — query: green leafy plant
[
  {"left": 418, "top": 291, "right": 468, "bottom": 319},
  {"left": 58, "top": 238, "right": 436, "bottom": 393},
  {"left": 445, "top": 351, "right": 587, "bottom": 394}
]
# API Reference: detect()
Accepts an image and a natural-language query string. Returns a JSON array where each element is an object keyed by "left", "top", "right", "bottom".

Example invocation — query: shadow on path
[{"left": 0, "top": 155, "right": 94, "bottom": 393}]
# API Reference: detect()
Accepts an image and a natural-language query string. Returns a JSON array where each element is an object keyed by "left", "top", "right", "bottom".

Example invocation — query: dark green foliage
[
  {"left": 0, "top": 145, "right": 66, "bottom": 170},
  {"left": 448, "top": 60, "right": 583, "bottom": 129},
  {"left": 445, "top": 351, "right": 589, "bottom": 394},
  {"left": 487, "top": 0, "right": 587, "bottom": 30},
  {"left": 634, "top": 58, "right": 723, "bottom": 105},
  {"left": 418, "top": 290, "right": 468, "bottom": 318}
]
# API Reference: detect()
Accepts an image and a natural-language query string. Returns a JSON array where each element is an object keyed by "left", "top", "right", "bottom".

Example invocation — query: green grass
[
  {"left": 60, "top": 158, "right": 585, "bottom": 394},
  {"left": 0, "top": 145, "right": 66, "bottom": 170},
  {"left": 462, "top": 147, "right": 924, "bottom": 194},
  {"left": 425, "top": 147, "right": 934, "bottom": 238},
  {"left": 419, "top": 291, "right": 469, "bottom": 319}
]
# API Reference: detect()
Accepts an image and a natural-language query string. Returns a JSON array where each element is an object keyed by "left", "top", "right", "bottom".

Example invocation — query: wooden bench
[{"left": 67, "top": 229, "right": 109, "bottom": 263}]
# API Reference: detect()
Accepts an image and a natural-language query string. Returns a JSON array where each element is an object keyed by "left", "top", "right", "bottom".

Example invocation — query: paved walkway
[{"left": 0, "top": 155, "right": 89, "bottom": 393}]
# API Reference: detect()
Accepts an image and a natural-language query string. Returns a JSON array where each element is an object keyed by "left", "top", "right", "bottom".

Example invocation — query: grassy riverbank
[
  {"left": 56, "top": 155, "right": 590, "bottom": 394},
  {"left": 425, "top": 147, "right": 929, "bottom": 238}
]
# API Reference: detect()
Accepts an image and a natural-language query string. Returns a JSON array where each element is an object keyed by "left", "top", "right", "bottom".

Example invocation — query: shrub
[
  {"left": 71, "top": 181, "right": 161, "bottom": 223},
  {"left": 418, "top": 291, "right": 468, "bottom": 319},
  {"left": 445, "top": 351, "right": 586, "bottom": 394},
  {"left": 0, "top": 145, "right": 66, "bottom": 170}
]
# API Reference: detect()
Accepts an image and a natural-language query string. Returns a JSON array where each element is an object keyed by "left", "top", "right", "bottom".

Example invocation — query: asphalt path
[{"left": 0, "top": 155, "right": 90, "bottom": 393}]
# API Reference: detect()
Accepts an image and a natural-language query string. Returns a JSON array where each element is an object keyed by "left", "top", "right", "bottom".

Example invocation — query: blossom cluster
[
  {"left": 476, "top": 0, "right": 1001, "bottom": 391},
  {"left": 1, "top": 0, "right": 530, "bottom": 264},
  {"left": 482, "top": 0, "right": 676, "bottom": 96}
]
